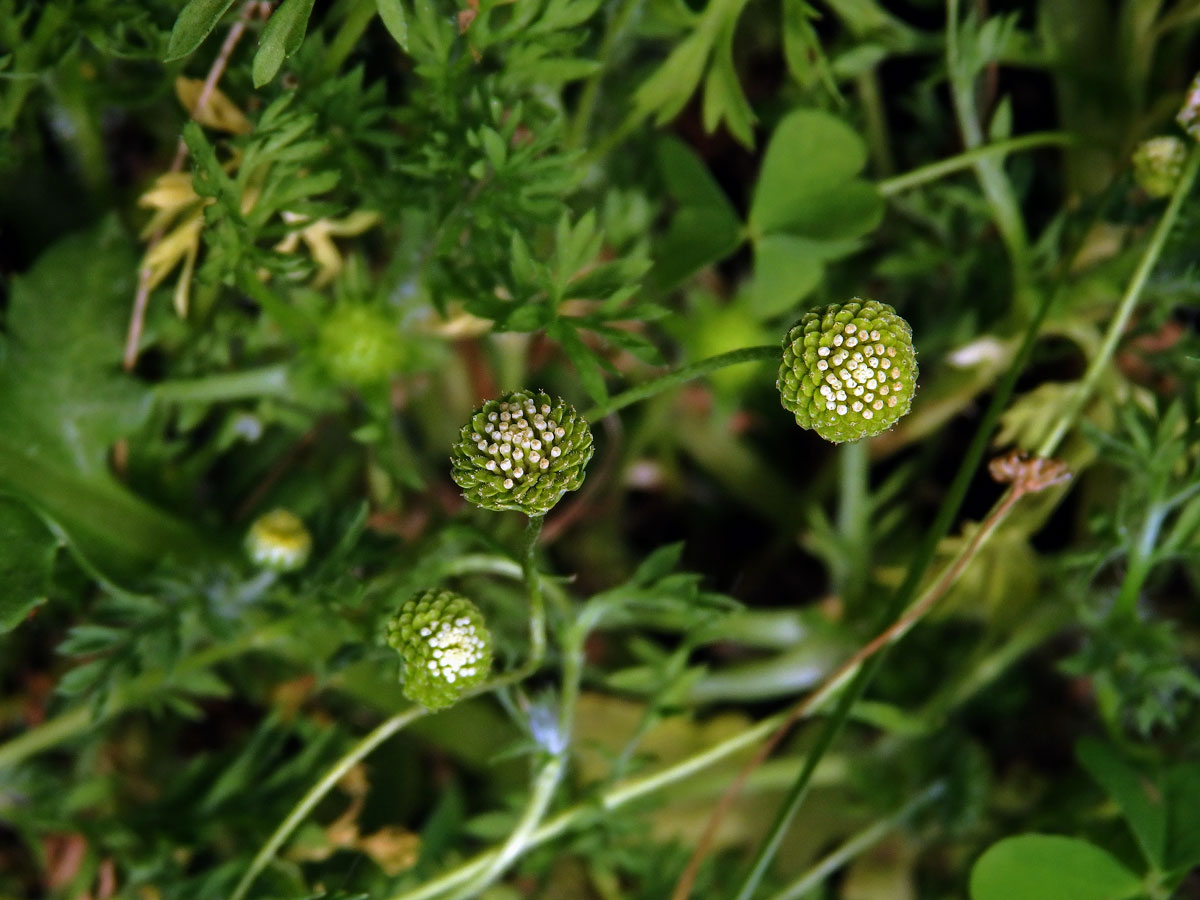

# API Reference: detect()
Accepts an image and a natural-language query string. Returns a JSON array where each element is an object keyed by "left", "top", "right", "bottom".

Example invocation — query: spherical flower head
[
  {"left": 317, "top": 304, "right": 405, "bottom": 386},
  {"left": 778, "top": 299, "right": 918, "bottom": 443},
  {"left": 245, "top": 508, "right": 312, "bottom": 572},
  {"left": 387, "top": 589, "right": 493, "bottom": 710},
  {"left": 450, "top": 389, "right": 594, "bottom": 516},
  {"left": 1132, "top": 136, "right": 1187, "bottom": 198}
]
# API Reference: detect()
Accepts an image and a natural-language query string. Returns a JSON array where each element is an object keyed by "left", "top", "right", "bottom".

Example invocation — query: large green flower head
[
  {"left": 778, "top": 299, "right": 917, "bottom": 443},
  {"left": 387, "top": 589, "right": 493, "bottom": 710},
  {"left": 450, "top": 389, "right": 594, "bottom": 516}
]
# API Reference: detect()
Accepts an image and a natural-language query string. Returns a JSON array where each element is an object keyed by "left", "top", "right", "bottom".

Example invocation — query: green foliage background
[{"left": 1, "top": 0, "right": 1199, "bottom": 898}]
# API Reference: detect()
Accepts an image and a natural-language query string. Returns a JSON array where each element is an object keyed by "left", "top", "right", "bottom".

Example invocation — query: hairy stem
[
  {"left": 584, "top": 345, "right": 779, "bottom": 420},
  {"left": 1036, "top": 146, "right": 1200, "bottom": 456},
  {"left": 229, "top": 706, "right": 428, "bottom": 900},
  {"left": 945, "top": 0, "right": 1032, "bottom": 306},
  {"left": 766, "top": 781, "right": 945, "bottom": 900},
  {"left": 877, "top": 131, "right": 1073, "bottom": 197}
]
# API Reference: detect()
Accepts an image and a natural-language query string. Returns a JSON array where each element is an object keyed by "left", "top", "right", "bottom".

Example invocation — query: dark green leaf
[
  {"left": 0, "top": 498, "right": 56, "bottom": 633},
  {"left": 1164, "top": 763, "right": 1200, "bottom": 873},
  {"left": 1076, "top": 737, "right": 1165, "bottom": 871},
  {"left": 376, "top": 0, "right": 409, "bottom": 51},
  {"left": 165, "top": 0, "right": 237, "bottom": 61},
  {"left": 252, "top": 0, "right": 317, "bottom": 88}
]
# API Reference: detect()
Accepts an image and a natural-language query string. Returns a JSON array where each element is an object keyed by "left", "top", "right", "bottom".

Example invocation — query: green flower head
[
  {"left": 450, "top": 389, "right": 594, "bottom": 516},
  {"left": 317, "top": 304, "right": 405, "bottom": 386},
  {"left": 1132, "top": 136, "right": 1187, "bottom": 198},
  {"left": 387, "top": 589, "right": 493, "bottom": 710},
  {"left": 245, "top": 508, "right": 312, "bottom": 572},
  {"left": 778, "top": 299, "right": 918, "bottom": 443}
]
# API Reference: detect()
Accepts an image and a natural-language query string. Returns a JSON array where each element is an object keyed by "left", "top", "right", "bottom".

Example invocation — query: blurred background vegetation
[{"left": 1, "top": 0, "right": 1199, "bottom": 898}]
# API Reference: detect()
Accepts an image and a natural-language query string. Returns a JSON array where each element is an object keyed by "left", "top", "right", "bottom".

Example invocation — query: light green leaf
[
  {"left": 0, "top": 498, "right": 57, "bottom": 634},
  {"left": 970, "top": 835, "right": 1144, "bottom": 900},
  {"left": 0, "top": 220, "right": 208, "bottom": 586},
  {"left": 165, "top": 0, "right": 237, "bottom": 61},
  {"left": 701, "top": 13, "right": 755, "bottom": 147},
  {"left": 650, "top": 138, "right": 744, "bottom": 291},
  {"left": 376, "top": 0, "right": 409, "bottom": 50},
  {"left": 746, "top": 233, "right": 825, "bottom": 317},
  {"left": 782, "top": 0, "right": 835, "bottom": 93},
  {"left": 1077, "top": 737, "right": 1165, "bottom": 871},
  {"left": 632, "top": 29, "right": 710, "bottom": 125},
  {"left": 749, "top": 108, "right": 875, "bottom": 235},
  {"left": 252, "top": 0, "right": 317, "bottom": 87}
]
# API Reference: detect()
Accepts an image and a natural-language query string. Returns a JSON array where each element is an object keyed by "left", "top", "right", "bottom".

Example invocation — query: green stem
[
  {"left": 323, "top": 0, "right": 378, "bottom": 77},
  {"left": 584, "top": 345, "right": 779, "bottom": 420},
  {"left": 0, "top": 615, "right": 295, "bottom": 772},
  {"left": 153, "top": 365, "right": 292, "bottom": 404},
  {"left": 444, "top": 755, "right": 567, "bottom": 900},
  {"left": 727, "top": 146, "right": 1200, "bottom": 894},
  {"left": 229, "top": 541, "right": 549, "bottom": 900},
  {"left": 434, "top": 568, "right": 585, "bottom": 900},
  {"left": 383, "top": 712, "right": 788, "bottom": 900},
  {"left": 877, "top": 132, "right": 1074, "bottom": 197},
  {"left": 0, "top": 555, "right": 528, "bottom": 772},
  {"left": 837, "top": 439, "right": 870, "bottom": 607},
  {"left": 856, "top": 67, "right": 895, "bottom": 176},
  {"left": 567, "top": 0, "right": 642, "bottom": 147},
  {"left": 1036, "top": 146, "right": 1200, "bottom": 457},
  {"left": 946, "top": 0, "right": 1032, "bottom": 304},
  {"left": 730, "top": 252, "right": 1060, "bottom": 900},
  {"left": 229, "top": 706, "right": 428, "bottom": 900},
  {"left": 765, "top": 782, "right": 945, "bottom": 900}
]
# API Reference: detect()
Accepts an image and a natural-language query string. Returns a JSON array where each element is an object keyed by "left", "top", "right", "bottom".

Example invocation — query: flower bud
[
  {"left": 1132, "top": 136, "right": 1187, "bottom": 198},
  {"left": 317, "top": 304, "right": 405, "bottom": 386},
  {"left": 387, "top": 589, "right": 493, "bottom": 709},
  {"left": 778, "top": 299, "right": 917, "bottom": 443},
  {"left": 245, "top": 508, "right": 312, "bottom": 572},
  {"left": 450, "top": 389, "right": 594, "bottom": 516}
]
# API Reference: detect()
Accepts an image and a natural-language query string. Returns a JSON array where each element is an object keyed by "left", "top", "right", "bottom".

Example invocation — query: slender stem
[
  {"left": 726, "top": 261, "right": 1061, "bottom": 900},
  {"left": 230, "top": 539, "right": 549, "bottom": 900},
  {"left": 568, "top": 0, "right": 642, "bottom": 147},
  {"left": 379, "top": 563, "right": 1063, "bottom": 900},
  {"left": 766, "top": 782, "right": 945, "bottom": 900},
  {"left": 322, "top": 0, "right": 377, "bottom": 77},
  {"left": 584, "top": 345, "right": 778, "bottom": 420},
  {"left": 122, "top": 0, "right": 263, "bottom": 372},
  {"left": 856, "top": 67, "right": 895, "bottom": 176},
  {"left": 945, "top": 0, "right": 1031, "bottom": 304},
  {"left": 837, "top": 438, "right": 870, "bottom": 607},
  {"left": 383, "top": 713, "right": 789, "bottom": 900},
  {"left": 1036, "top": 146, "right": 1200, "bottom": 457},
  {"left": 877, "top": 132, "right": 1073, "bottom": 197},
  {"left": 0, "top": 555, "right": 527, "bottom": 771},
  {"left": 0, "top": 616, "right": 295, "bottom": 772},
  {"left": 444, "top": 755, "right": 567, "bottom": 900},
  {"left": 152, "top": 365, "right": 292, "bottom": 404},
  {"left": 229, "top": 706, "right": 428, "bottom": 900}
]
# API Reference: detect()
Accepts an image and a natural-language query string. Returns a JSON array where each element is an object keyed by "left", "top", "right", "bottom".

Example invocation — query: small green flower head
[
  {"left": 317, "top": 304, "right": 405, "bottom": 386},
  {"left": 1132, "top": 136, "right": 1187, "bottom": 198},
  {"left": 245, "top": 508, "right": 312, "bottom": 572},
  {"left": 778, "top": 299, "right": 918, "bottom": 443},
  {"left": 387, "top": 589, "right": 493, "bottom": 710},
  {"left": 450, "top": 389, "right": 594, "bottom": 516}
]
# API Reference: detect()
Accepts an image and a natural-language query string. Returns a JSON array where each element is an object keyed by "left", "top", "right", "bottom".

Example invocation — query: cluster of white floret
[
  {"left": 420, "top": 616, "right": 488, "bottom": 685},
  {"left": 468, "top": 396, "right": 567, "bottom": 492},
  {"left": 813, "top": 323, "right": 904, "bottom": 422}
]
